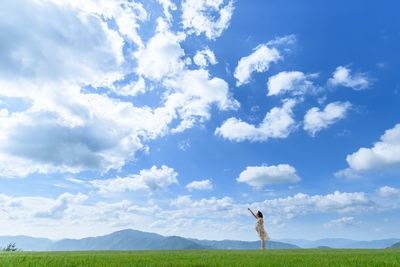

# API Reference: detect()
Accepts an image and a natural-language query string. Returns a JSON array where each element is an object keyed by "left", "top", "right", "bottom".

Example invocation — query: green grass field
[{"left": 0, "top": 249, "right": 399, "bottom": 267}]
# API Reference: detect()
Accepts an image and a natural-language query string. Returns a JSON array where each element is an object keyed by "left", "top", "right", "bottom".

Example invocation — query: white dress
[{"left": 255, "top": 218, "right": 270, "bottom": 240}]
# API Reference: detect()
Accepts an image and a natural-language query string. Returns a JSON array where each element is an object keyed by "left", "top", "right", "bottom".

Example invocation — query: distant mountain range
[
  {"left": 280, "top": 238, "right": 400, "bottom": 249},
  {"left": 389, "top": 242, "right": 400, "bottom": 249},
  {"left": 1, "top": 230, "right": 399, "bottom": 251},
  {"left": 0, "top": 229, "right": 297, "bottom": 251}
]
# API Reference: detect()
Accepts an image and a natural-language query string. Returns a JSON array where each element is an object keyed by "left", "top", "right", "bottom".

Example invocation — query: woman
[{"left": 248, "top": 208, "right": 269, "bottom": 250}]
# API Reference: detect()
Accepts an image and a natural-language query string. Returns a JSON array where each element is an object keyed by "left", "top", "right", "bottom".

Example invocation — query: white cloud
[
  {"left": 328, "top": 66, "right": 370, "bottom": 90},
  {"left": 0, "top": 88, "right": 171, "bottom": 177},
  {"left": 170, "top": 195, "right": 233, "bottom": 210},
  {"left": 113, "top": 77, "right": 146, "bottom": 96},
  {"left": 89, "top": 165, "right": 178, "bottom": 194},
  {"left": 267, "top": 71, "right": 319, "bottom": 96},
  {"left": 234, "top": 44, "right": 280, "bottom": 86},
  {"left": 237, "top": 164, "right": 300, "bottom": 188},
  {"left": 186, "top": 179, "right": 213, "bottom": 191},
  {"left": 0, "top": 191, "right": 162, "bottom": 239},
  {"left": 49, "top": 0, "right": 147, "bottom": 47},
  {"left": 0, "top": 0, "right": 124, "bottom": 87},
  {"left": 323, "top": 216, "right": 358, "bottom": 228},
  {"left": 377, "top": 186, "right": 400, "bottom": 198},
  {"left": 241, "top": 191, "right": 374, "bottom": 220},
  {"left": 0, "top": 187, "right": 391, "bottom": 240},
  {"left": 0, "top": 0, "right": 239, "bottom": 178},
  {"left": 112, "top": 2, "right": 148, "bottom": 47},
  {"left": 193, "top": 48, "right": 217, "bottom": 68},
  {"left": 135, "top": 19, "right": 186, "bottom": 81},
  {"left": 34, "top": 193, "right": 88, "bottom": 218},
  {"left": 181, "top": 0, "right": 234, "bottom": 40},
  {"left": 346, "top": 124, "right": 400, "bottom": 171},
  {"left": 234, "top": 35, "right": 296, "bottom": 87},
  {"left": 0, "top": 0, "right": 172, "bottom": 177},
  {"left": 163, "top": 68, "right": 239, "bottom": 133},
  {"left": 303, "top": 101, "right": 351, "bottom": 136},
  {"left": 215, "top": 99, "right": 297, "bottom": 142},
  {"left": 266, "top": 34, "right": 297, "bottom": 47},
  {"left": 0, "top": 192, "right": 87, "bottom": 220},
  {"left": 334, "top": 168, "right": 361, "bottom": 179},
  {"left": 65, "top": 177, "right": 86, "bottom": 184},
  {"left": 134, "top": 18, "right": 238, "bottom": 134},
  {"left": 157, "top": 0, "right": 177, "bottom": 23}
]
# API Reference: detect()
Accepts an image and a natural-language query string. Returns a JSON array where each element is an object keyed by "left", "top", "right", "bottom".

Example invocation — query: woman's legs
[{"left": 261, "top": 239, "right": 266, "bottom": 250}]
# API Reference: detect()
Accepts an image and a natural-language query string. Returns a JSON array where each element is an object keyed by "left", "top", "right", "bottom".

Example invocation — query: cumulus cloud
[
  {"left": 165, "top": 190, "right": 375, "bottom": 226},
  {"left": 89, "top": 165, "right": 178, "bottom": 194},
  {"left": 267, "top": 71, "right": 319, "bottom": 96},
  {"left": 113, "top": 77, "right": 146, "bottom": 96},
  {"left": 0, "top": 0, "right": 239, "bottom": 178},
  {"left": 236, "top": 164, "right": 300, "bottom": 188},
  {"left": 234, "top": 35, "right": 295, "bottom": 86},
  {"left": 215, "top": 99, "right": 297, "bottom": 142},
  {"left": 34, "top": 193, "right": 88, "bottom": 218},
  {"left": 242, "top": 191, "right": 374, "bottom": 221},
  {"left": 135, "top": 19, "right": 186, "bottom": 81},
  {"left": 48, "top": 0, "right": 148, "bottom": 47},
  {"left": 193, "top": 48, "right": 217, "bottom": 68},
  {"left": 156, "top": 195, "right": 240, "bottom": 238},
  {"left": 157, "top": 0, "right": 177, "bottom": 23},
  {"left": 0, "top": 0, "right": 124, "bottom": 87},
  {"left": 170, "top": 195, "right": 233, "bottom": 210},
  {"left": 186, "top": 179, "right": 213, "bottom": 191},
  {"left": 163, "top": 68, "right": 240, "bottom": 133},
  {"left": 234, "top": 45, "right": 280, "bottom": 86},
  {"left": 0, "top": 87, "right": 171, "bottom": 177},
  {"left": 334, "top": 168, "right": 361, "bottom": 179},
  {"left": 345, "top": 124, "right": 400, "bottom": 172},
  {"left": 303, "top": 101, "right": 351, "bottom": 136},
  {"left": 0, "top": 191, "right": 163, "bottom": 239},
  {"left": 181, "top": 0, "right": 234, "bottom": 40},
  {"left": 328, "top": 66, "right": 370, "bottom": 90},
  {"left": 0, "top": 192, "right": 87, "bottom": 220},
  {"left": 377, "top": 186, "right": 400, "bottom": 198},
  {"left": 0, "top": 0, "right": 156, "bottom": 177},
  {"left": 134, "top": 18, "right": 238, "bottom": 134},
  {"left": 0, "top": 187, "right": 391, "bottom": 240}
]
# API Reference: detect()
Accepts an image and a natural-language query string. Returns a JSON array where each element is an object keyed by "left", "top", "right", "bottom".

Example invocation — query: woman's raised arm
[{"left": 248, "top": 208, "right": 257, "bottom": 219}]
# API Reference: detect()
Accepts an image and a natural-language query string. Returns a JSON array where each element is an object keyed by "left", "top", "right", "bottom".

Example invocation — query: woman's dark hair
[{"left": 256, "top": 211, "right": 263, "bottom": 218}]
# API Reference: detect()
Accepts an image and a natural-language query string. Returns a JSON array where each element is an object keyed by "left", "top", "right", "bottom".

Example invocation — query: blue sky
[{"left": 0, "top": 0, "right": 399, "bottom": 241}]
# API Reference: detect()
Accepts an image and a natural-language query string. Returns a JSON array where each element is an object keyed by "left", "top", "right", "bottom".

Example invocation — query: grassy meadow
[{"left": 0, "top": 249, "right": 399, "bottom": 267}]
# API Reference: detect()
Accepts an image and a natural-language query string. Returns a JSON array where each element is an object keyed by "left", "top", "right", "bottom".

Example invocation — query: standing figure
[{"left": 248, "top": 208, "right": 269, "bottom": 250}]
